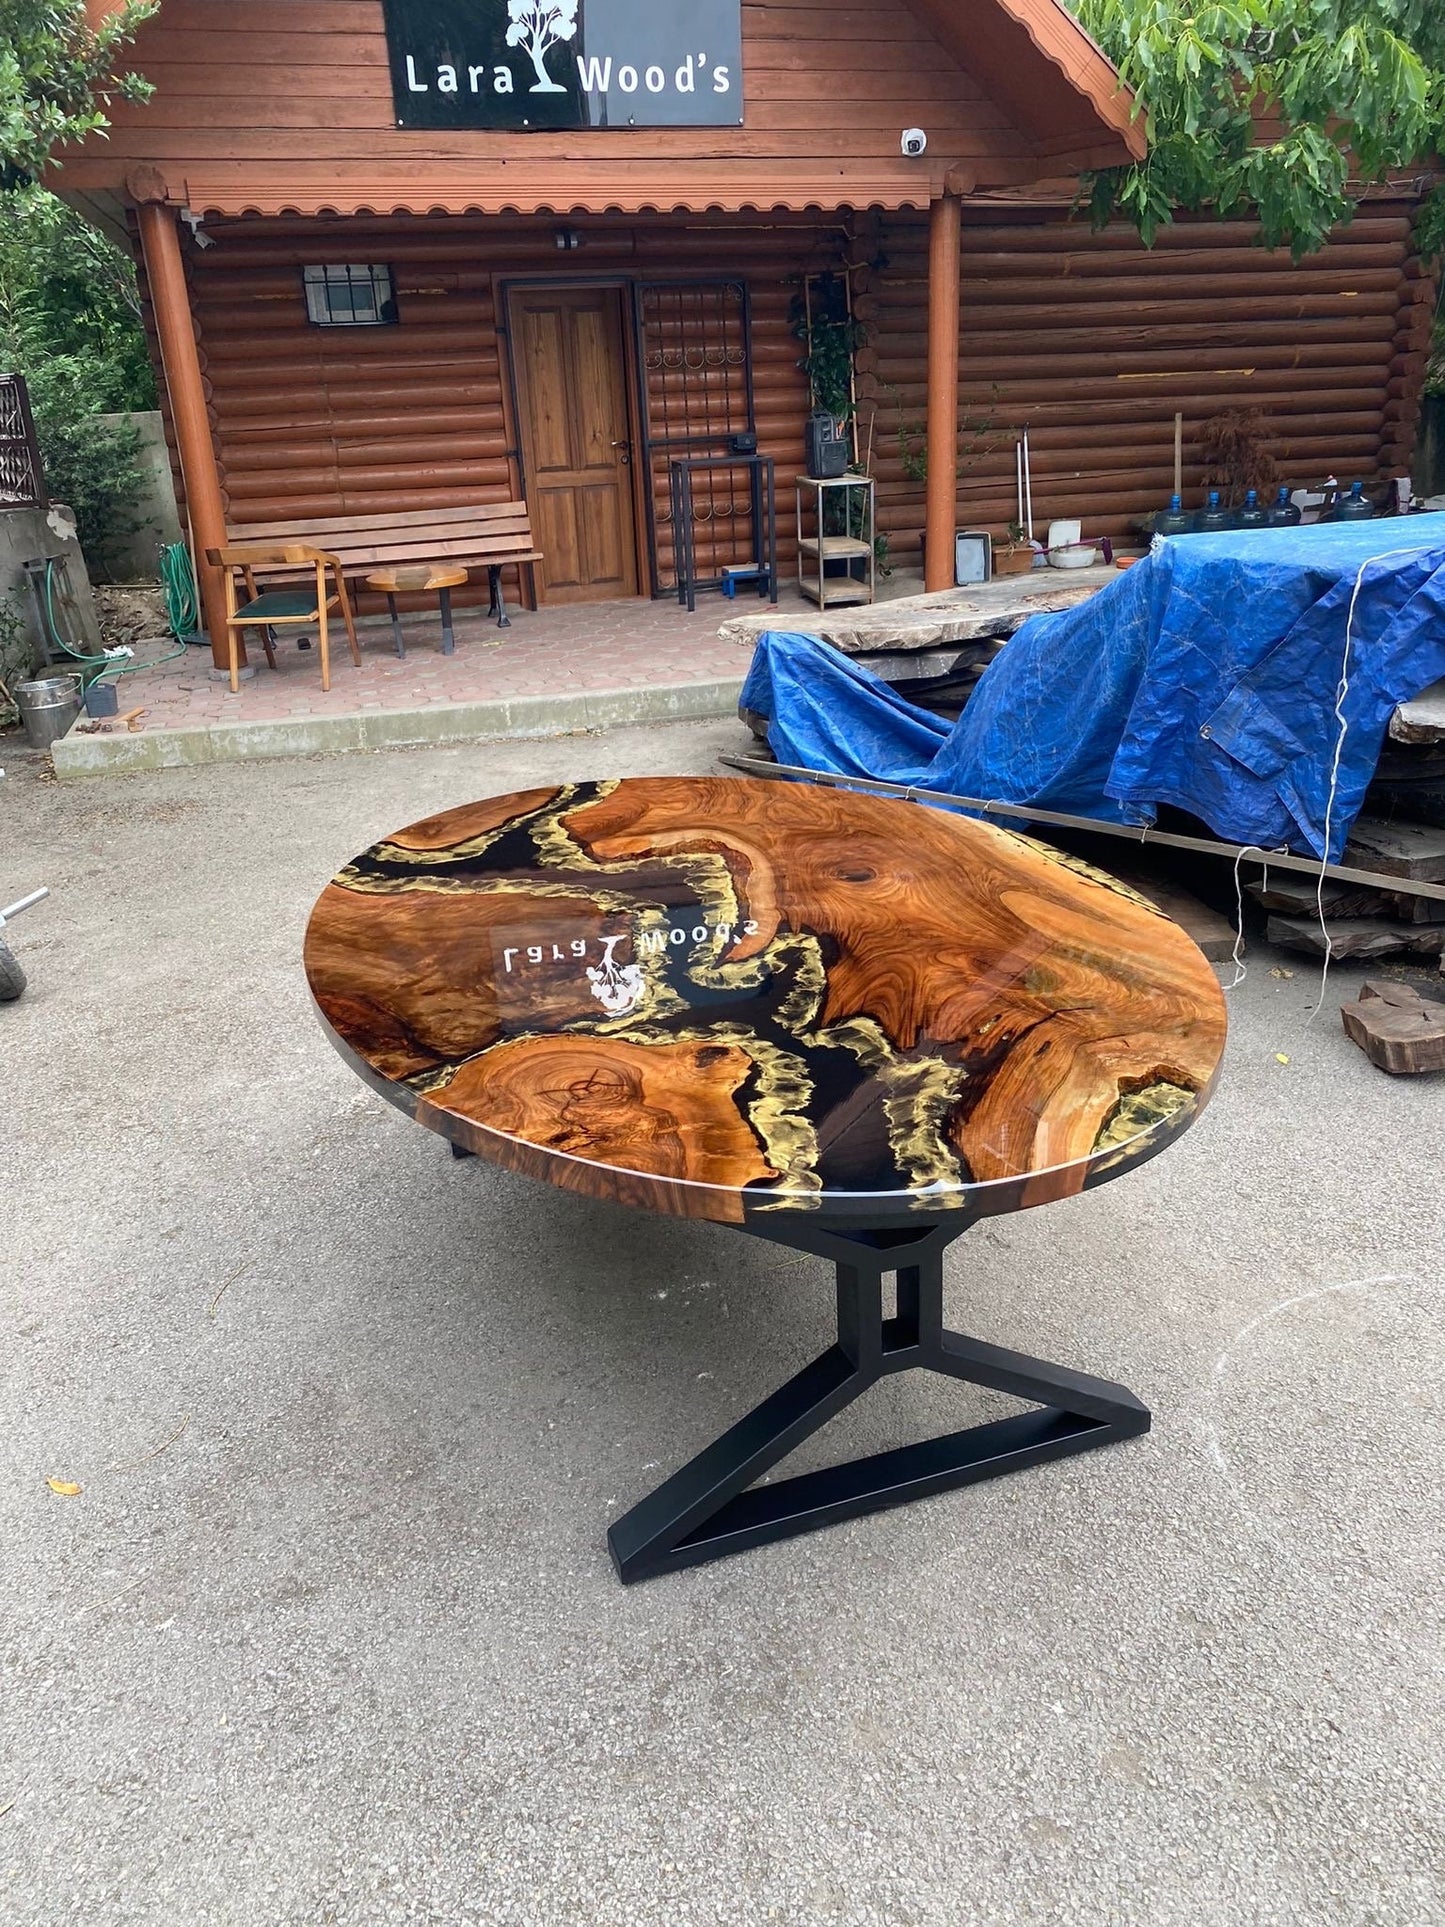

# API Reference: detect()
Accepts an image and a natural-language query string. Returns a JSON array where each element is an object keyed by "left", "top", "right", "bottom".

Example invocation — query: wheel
[{"left": 0, "top": 939, "right": 26, "bottom": 1001}]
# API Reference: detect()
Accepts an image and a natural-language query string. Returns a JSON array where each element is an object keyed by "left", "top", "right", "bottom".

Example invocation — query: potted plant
[{"left": 992, "top": 520, "right": 1035, "bottom": 576}]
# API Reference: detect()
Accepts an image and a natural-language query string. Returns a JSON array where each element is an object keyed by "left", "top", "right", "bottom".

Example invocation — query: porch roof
[
  {"left": 157, "top": 156, "right": 1103, "bottom": 222},
  {"left": 908, "top": 0, "right": 1143, "bottom": 168}
]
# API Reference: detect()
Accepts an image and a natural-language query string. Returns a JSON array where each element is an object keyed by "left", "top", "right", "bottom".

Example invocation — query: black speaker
[{"left": 805, "top": 410, "right": 849, "bottom": 479}]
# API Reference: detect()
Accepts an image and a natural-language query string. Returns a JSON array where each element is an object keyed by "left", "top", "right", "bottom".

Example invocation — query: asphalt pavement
[{"left": 1, "top": 719, "right": 1441, "bottom": 1927}]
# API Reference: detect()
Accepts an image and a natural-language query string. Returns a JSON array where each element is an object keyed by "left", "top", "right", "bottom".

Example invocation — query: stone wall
[
  {"left": 0, "top": 502, "right": 102, "bottom": 682},
  {"left": 95, "top": 410, "right": 183, "bottom": 581}
]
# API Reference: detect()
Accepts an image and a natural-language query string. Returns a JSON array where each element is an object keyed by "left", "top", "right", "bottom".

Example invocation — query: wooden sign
[{"left": 381, "top": 0, "right": 744, "bottom": 130}]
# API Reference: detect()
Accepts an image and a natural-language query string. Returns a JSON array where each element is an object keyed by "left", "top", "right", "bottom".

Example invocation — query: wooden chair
[{"left": 206, "top": 544, "right": 360, "bottom": 694}]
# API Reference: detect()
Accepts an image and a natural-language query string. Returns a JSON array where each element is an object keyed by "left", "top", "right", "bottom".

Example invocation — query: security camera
[
  {"left": 901, "top": 128, "right": 927, "bottom": 157},
  {"left": 180, "top": 207, "right": 214, "bottom": 249}
]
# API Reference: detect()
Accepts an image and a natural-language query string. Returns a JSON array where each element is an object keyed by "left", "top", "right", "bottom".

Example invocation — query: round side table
[{"left": 364, "top": 564, "right": 469, "bottom": 658}]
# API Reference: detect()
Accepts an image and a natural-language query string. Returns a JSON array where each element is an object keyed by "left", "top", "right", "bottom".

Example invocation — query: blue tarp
[{"left": 739, "top": 517, "right": 1445, "bottom": 862}]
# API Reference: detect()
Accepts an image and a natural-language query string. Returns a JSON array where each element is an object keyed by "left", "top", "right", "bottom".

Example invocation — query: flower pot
[{"left": 992, "top": 543, "right": 1035, "bottom": 577}]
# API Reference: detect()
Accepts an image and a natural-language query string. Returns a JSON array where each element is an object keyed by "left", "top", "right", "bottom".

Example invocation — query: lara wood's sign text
[{"left": 382, "top": 0, "right": 744, "bottom": 130}]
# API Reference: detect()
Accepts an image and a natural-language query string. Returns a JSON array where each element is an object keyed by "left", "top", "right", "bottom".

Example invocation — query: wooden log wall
[
  {"left": 139, "top": 196, "right": 1437, "bottom": 610},
  {"left": 853, "top": 198, "right": 1437, "bottom": 558},
  {"left": 141, "top": 211, "right": 827, "bottom": 604}
]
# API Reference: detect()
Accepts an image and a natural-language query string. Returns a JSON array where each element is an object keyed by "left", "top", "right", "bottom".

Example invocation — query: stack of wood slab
[{"left": 1252, "top": 677, "right": 1445, "bottom": 971}]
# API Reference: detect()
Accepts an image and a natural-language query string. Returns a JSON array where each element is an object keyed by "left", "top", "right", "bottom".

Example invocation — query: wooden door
[{"left": 510, "top": 287, "right": 639, "bottom": 603}]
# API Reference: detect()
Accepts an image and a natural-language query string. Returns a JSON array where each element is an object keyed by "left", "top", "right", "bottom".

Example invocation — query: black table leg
[
  {"left": 386, "top": 593, "right": 405, "bottom": 659},
  {"left": 765, "top": 457, "right": 778, "bottom": 604},
  {"left": 670, "top": 463, "right": 687, "bottom": 608},
  {"left": 607, "top": 1217, "right": 1149, "bottom": 1584},
  {"left": 438, "top": 586, "right": 456, "bottom": 655},
  {"left": 682, "top": 469, "right": 695, "bottom": 613},
  {"left": 488, "top": 565, "right": 510, "bottom": 628}
]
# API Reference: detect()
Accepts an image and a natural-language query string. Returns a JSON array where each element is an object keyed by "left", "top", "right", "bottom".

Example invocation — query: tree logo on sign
[{"left": 505, "top": 0, "right": 578, "bottom": 93}]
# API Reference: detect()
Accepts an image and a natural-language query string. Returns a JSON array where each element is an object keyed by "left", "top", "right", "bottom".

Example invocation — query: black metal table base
[{"left": 607, "top": 1217, "right": 1149, "bottom": 1585}]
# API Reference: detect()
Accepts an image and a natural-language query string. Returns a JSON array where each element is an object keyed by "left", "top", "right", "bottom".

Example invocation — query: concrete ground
[{"left": 1, "top": 719, "right": 1441, "bottom": 1927}]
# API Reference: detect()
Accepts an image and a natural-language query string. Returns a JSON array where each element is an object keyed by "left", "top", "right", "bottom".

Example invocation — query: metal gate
[
  {"left": 0, "top": 374, "right": 47, "bottom": 509},
  {"left": 632, "top": 279, "right": 755, "bottom": 596}
]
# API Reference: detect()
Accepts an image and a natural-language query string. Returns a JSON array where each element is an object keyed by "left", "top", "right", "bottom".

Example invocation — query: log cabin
[{"left": 57, "top": 0, "right": 1435, "bottom": 673}]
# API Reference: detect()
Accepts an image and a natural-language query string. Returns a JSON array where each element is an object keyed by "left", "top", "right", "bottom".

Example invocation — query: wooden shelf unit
[{"left": 795, "top": 473, "right": 875, "bottom": 607}]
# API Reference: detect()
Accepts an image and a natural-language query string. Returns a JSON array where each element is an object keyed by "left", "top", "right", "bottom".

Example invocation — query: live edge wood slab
[{"left": 304, "top": 777, "right": 1228, "bottom": 1229}]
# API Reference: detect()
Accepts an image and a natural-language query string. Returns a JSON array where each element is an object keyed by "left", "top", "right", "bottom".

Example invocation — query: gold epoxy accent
[
  {"left": 367, "top": 782, "right": 592, "bottom": 868},
  {"left": 811, "top": 1015, "right": 970, "bottom": 1192},
  {"left": 1093, "top": 1080, "right": 1195, "bottom": 1151}
]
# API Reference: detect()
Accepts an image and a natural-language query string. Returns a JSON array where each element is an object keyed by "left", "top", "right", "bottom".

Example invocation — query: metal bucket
[{"left": 16, "top": 674, "right": 83, "bottom": 750}]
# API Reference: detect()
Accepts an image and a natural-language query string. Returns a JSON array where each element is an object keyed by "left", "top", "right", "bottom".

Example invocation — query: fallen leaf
[
  {"left": 1269, "top": 967, "right": 1295, "bottom": 980},
  {"left": 1275, "top": 1052, "right": 1290, "bottom": 1065},
  {"left": 46, "top": 1478, "right": 82, "bottom": 1497}
]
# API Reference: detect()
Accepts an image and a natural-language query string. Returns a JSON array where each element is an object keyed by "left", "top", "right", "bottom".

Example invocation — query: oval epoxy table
[{"left": 305, "top": 777, "right": 1227, "bottom": 1582}]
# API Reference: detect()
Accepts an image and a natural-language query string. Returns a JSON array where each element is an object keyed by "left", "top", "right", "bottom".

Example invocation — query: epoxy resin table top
[{"left": 304, "top": 777, "right": 1227, "bottom": 1226}]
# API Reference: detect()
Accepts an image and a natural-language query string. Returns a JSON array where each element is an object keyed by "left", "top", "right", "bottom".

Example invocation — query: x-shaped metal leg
[{"left": 607, "top": 1217, "right": 1149, "bottom": 1584}]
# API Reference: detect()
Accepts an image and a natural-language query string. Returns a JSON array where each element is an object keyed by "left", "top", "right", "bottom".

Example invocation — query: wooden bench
[{"left": 223, "top": 503, "right": 543, "bottom": 627}]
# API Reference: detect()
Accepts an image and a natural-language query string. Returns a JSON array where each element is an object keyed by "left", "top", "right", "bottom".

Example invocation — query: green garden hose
[
  {"left": 160, "top": 541, "right": 204, "bottom": 643},
  {"left": 41, "top": 556, "right": 188, "bottom": 688}
]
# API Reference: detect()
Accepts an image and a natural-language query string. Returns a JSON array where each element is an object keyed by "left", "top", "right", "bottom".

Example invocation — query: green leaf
[
  {"left": 0, "top": 0, "right": 157, "bottom": 175},
  {"left": 1069, "top": 0, "right": 1443, "bottom": 257}
]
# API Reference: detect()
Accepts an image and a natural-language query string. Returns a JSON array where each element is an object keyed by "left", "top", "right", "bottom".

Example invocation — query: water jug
[
  {"left": 1235, "top": 488, "right": 1267, "bottom": 530},
  {"left": 1331, "top": 480, "right": 1375, "bottom": 523},
  {"left": 1193, "top": 489, "right": 1231, "bottom": 533},
  {"left": 1153, "top": 493, "right": 1192, "bottom": 537},
  {"left": 1265, "top": 486, "right": 1301, "bottom": 528}
]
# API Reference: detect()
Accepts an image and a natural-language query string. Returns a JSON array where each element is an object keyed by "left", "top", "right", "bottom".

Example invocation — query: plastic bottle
[
  {"left": 1265, "top": 485, "right": 1301, "bottom": 528},
  {"left": 1235, "top": 487, "right": 1267, "bottom": 530},
  {"left": 1153, "top": 493, "right": 1193, "bottom": 537},
  {"left": 1192, "top": 488, "right": 1231, "bottom": 533},
  {"left": 1332, "top": 480, "right": 1375, "bottom": 523}
]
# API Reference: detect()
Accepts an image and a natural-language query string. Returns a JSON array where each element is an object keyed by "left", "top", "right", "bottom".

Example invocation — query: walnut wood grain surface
[{"left": 304, "top": 777, "right": 1227, "bottom": 1225}]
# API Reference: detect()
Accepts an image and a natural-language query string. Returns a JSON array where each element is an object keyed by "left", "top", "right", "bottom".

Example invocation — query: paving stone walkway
[
  {"left": 51, "top": 573, "right": 948, "bottom": 775},
  {"left": 109, "top": 593, "right": 754, "bottom": 730},
  {"left": 52, "top": 587, "right": 827, "bottom": 774}
]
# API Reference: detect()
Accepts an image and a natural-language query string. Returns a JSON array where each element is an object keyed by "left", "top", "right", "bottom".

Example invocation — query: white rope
[
  {"left": 1224, "top": 846, "right": 1274, "bottom": 990},
  {"left": 1307, "top": 542, "right": 1436, "bottom": 1025}
]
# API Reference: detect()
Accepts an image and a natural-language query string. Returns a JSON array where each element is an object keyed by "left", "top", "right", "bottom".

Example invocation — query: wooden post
[
  {"left": 135, "top": 201, "right": 234, "bottom": 670},
  {"left": 924, "top": 190, "right": 962, "bottom": 593}
]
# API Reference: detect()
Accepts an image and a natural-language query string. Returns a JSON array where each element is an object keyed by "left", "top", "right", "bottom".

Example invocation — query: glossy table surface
[{"left": 304, "top": 777, "right": 1228, "bottom": 1227}]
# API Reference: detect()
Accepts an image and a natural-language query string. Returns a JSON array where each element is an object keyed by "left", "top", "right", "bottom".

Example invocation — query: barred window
[{"left": 303, "top": 264, "right": 397, "bottom": 327}]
